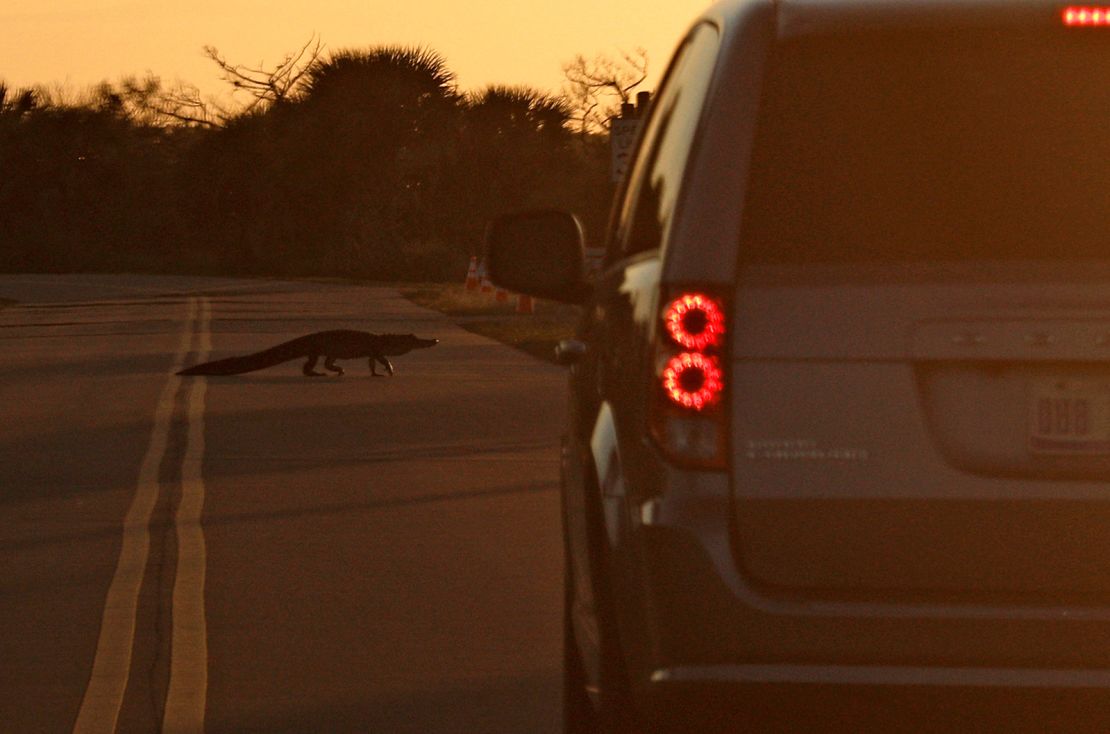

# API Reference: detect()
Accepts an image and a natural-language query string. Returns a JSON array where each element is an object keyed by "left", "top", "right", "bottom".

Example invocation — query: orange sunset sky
[{"left": 3, "top": 0, "right": 711, "bottom": 100}]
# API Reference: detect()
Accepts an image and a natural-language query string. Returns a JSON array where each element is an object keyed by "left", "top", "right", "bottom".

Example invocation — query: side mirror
[{"left": 485, "top": 210, "right": 591, "bottom": 304}]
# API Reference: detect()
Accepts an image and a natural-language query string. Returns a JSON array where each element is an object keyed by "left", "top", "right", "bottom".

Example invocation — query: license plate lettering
[
  {"left": 1029, "top": 383, "right": 1110, "bottom": 454},
  {"left": 1037, "top": 397, "right": 1090, "bottom": 437}
]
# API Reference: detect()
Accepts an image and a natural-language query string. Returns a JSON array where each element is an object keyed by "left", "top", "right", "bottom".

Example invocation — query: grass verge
[{"left": 400, "top": 284, "right": 580, "bottom": 364}]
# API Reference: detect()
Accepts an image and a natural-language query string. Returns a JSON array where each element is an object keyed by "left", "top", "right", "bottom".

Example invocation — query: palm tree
[
  {"left": 467, "top": 85, "right": 571, "bottom": 142},
  {"left": 276, "top": 46, "right": 462, "bottom": 276},
  {"left": 301, "top": 46, "right": 457, "bottom": 110}
]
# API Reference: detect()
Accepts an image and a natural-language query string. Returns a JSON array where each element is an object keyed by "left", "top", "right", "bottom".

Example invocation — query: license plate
[{"left": 1029, "top": 381, "right": 1110, "bottom": 454}]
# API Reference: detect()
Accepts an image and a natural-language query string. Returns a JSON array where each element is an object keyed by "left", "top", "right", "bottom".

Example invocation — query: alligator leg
[{"left": 302, "top": 354, "right": 325, "bottom": 377}]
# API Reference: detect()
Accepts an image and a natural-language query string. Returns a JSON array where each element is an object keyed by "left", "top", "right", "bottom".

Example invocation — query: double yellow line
[{"left": 74, "top": 297, "right": 212, "bottom": 734}]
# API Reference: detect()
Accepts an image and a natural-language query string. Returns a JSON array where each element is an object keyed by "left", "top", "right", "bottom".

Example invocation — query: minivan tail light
[
  {"left": 663, "top": 293, "right": 725, "bottom": 350},
  {"left": 662, "top": 352, "right": 723, "bottom": 410},
  {"left": 650, "top": 287, "right": 729, "bottom": 469}
]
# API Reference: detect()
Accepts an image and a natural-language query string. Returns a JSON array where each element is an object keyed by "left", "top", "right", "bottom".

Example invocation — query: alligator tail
[{"left": 177, "top": 341, "right": 302, "bottom": 376}]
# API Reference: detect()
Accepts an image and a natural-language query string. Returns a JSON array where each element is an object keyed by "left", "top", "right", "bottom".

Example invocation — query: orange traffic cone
[
  {"left": 495, "top": 286, "right": 509, "bottom": 303},
  {"left": 516, "top": 293, "right": 534, "bottom": 314},
  {"left": 464, "top": 256, "right": 479, "bottom": 290},
  {"left": 479, "top": 260, "right": 494, "bottom": 293}
]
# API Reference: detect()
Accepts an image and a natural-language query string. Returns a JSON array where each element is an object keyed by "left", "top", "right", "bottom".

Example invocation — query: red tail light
[
  {"left": 662, "top": 352, "right": 723, "bottom": 410},
  {"left": 1063, "top": 6, "right": 1110, "bottom": 25},
  {"left": 663, "top": 293, "right": 725, "bottom": 350},
  {"left": 650, "top": 287, "right": 728, "bottom": 469}
]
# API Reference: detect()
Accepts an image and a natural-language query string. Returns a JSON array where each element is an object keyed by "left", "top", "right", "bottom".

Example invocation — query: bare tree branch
[
  {"left": 151, "top": 83, "right": 226, "bottom": 128},
  {"left": 102, "top": 74, "right": 227, "bottom": 128},
  {"left": 561, "top": 48, "right": 648, "bottom": 135},
  {"left": 203, "top": 35, "right": 324, "bottom": 111}
]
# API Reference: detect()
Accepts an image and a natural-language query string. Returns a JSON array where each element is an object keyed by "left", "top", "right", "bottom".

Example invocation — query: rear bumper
[
  {"left": 630, "top": 467, "right": 1110, "bottom": 670},
  {"left": 638, "top": 666, "right": 1110, "bottom": 733}
]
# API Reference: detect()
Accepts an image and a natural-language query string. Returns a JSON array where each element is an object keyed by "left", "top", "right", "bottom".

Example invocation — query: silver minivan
[{"left": 489, "top": 1, "right": 1110, "bottom": 730}]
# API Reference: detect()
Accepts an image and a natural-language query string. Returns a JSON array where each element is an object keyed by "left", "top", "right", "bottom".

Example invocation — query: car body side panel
[
  {"left": 562, "top": 256, "right": 667, "bottom": 693},
  {"left": 562, "top": 431, "right": 603, "bottom": 689}
]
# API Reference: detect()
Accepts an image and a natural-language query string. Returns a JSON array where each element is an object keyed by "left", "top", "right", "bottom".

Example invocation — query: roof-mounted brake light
[{"left": 1063, "top": 6, "right": 1110, "bottom": 25}]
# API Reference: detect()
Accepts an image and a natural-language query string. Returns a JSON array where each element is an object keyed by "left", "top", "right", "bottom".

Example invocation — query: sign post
[
  {"left": 610, "top": 117, "right": 641, "bottom": 183},
  {"left": 609, "top": 93, "right": 651, "bottom": 183}
]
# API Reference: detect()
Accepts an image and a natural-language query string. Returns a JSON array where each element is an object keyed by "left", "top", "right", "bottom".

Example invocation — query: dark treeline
[{"left": 0, "top": 46, "right": 614, "bottom": 281}]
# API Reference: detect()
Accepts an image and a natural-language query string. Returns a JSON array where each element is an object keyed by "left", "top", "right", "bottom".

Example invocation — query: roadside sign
[{"left": 610, "top": 118, "right": 641, "bottom": 183}]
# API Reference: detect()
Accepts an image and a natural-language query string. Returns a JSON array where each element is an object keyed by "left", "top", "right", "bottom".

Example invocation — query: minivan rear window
[{"left": 739, "top": 28, "right": 1110, "bottom": 264}]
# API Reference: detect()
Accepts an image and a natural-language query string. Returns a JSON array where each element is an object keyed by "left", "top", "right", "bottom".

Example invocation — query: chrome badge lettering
[{"left": 745, "top": 439, "right": 870, "bottom": 461}]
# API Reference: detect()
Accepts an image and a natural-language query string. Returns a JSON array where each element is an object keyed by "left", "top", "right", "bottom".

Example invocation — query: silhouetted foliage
[
  {"left": 0, "top": 43, "right": 613, "bottom": 280},
  {"left": 448, "top": 86, "right": 574, "bottom": 244}
]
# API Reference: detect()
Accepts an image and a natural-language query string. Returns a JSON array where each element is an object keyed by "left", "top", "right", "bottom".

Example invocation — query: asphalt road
[{"left": 0, "top": 274, "right": 566, "bottom": 733}]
